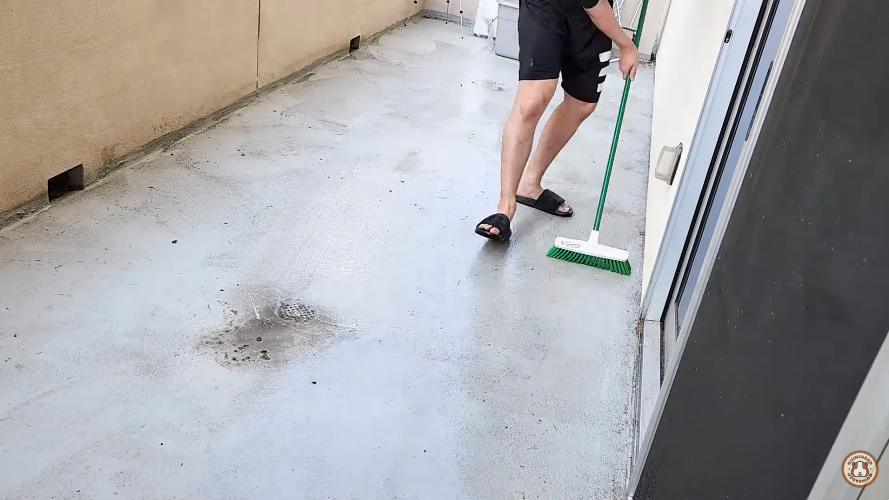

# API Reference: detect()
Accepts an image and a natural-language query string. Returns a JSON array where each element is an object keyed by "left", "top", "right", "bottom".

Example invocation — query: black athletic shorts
[{"left": 518, "top": 0, "right": 615, "bottom": 103}]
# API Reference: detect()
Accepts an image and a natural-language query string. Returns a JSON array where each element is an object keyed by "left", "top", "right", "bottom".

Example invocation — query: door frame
[
  {"left": 640, "top": 0, "right": 769, "bottom": 323},
  {"left": 673, "top": 0, "right": 792, "bottom": 327},
  {"left": 628, "top": 0, "right": 807, "bottom": 493}
]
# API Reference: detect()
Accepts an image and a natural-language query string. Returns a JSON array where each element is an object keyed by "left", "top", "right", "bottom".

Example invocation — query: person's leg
[
  {"left": 477, "top": 80, "right": 558, "bottom": 236},
  {"left": 517, "top": 92, "right": 598, "bottom": 214},
  {"left": 513, "top": 10, "right": 613, "bottom": 216},
  {"left": 476, "top": 0, "right": 564, "bottom": 239}
]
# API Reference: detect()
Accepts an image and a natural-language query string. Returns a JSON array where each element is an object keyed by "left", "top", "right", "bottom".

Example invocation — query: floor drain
[{"left": 277, "top": 302, "right": 318, "bottom": 323}]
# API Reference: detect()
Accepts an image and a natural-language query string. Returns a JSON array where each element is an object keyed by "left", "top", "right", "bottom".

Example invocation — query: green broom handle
[{"left": 593, "top": 0, "right": 651, "bottom": 231}]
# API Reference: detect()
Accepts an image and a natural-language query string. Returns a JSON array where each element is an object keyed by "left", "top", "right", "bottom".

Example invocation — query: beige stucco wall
[
  {"left": 1, "top": 0, "right": 422, "bottom": 218},
  {"left": 259, "top": 0, "right": 426, "bottom": 86},
  {"left": 0, "top": 0, "right": 259, "bottom": 216},
  {"left": 640, "top": 0, "right": 736, "bottom": 296}
]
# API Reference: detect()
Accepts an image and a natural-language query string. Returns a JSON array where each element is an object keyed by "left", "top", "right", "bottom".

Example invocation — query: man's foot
[
  {"left": 515, "top": 186, "right": 573, "bottom": 216},
  {"left": 475, "top": 201, "right": 516, "bottom": 240}
]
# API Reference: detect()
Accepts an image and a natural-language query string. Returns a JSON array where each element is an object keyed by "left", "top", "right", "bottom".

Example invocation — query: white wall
[{"left": 640, "top": 0, "right": 736, "bottom": 296}]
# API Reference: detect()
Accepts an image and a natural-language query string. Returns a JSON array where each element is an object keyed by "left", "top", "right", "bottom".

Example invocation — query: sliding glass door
[{"left": 673, "top": 0, "right": 794, "bottom": 327}]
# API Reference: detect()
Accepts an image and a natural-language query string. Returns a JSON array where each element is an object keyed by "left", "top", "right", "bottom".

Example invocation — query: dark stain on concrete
[
  {"left": 472, "top": 79, "right": 505, "bottom": 92},
  {"left": 395, "top": 149, "right": 421, "bottom": 173},
  {"left": 201, "top": 290, "right": 355, "bottom": 368},
  {"left": 100, "top": 143, "right": 119, "bottom": 167}
]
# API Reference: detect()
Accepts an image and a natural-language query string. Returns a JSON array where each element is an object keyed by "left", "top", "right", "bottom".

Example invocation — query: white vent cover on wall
[{"left": 655, "top": 143, "right": 683, "bottom": 185}]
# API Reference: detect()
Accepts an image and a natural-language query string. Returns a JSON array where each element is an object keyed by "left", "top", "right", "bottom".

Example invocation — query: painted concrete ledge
[
  {"left": 638, "top": 320, "right": 661, "bottom": 453},
  {"left": 423, "top": 9, "right": 477, "bottom": 29}
]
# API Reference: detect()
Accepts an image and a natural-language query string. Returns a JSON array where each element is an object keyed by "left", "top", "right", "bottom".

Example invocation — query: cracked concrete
[{"left": 0, "top": 18, "right": 653, "bottom": 500}]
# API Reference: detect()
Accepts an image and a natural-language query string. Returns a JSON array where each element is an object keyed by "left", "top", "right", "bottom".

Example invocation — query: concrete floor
[{"left": 0, "top": 18, "right": 653, "bottom": 500}]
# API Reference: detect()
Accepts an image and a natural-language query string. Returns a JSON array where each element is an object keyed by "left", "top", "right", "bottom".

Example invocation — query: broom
[{"left": 546, "top": 0, "right": 650, "bottom": 276}]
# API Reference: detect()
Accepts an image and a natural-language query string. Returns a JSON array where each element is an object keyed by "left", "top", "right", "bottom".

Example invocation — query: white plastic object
[
  {"left": 494, "top": 0, "right": 520, "bottom": 60},
  {"left": 459, "top": 0, "right": 464, "bottom": 38},
  {"left": 655, "top": 143, "right": 683, "bottom": 184},
  {"left": 553, "top": 230, "right": 630, "bottom": 262}
]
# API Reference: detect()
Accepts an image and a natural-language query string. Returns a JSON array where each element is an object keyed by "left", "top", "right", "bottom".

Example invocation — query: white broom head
[{"left": 553, "top": 231, "right": 629, "bottom": 262}]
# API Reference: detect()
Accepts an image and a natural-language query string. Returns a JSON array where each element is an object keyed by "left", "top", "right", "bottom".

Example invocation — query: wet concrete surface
[{"left": 0, "top": 19, "right": 653, "bottom": 500}]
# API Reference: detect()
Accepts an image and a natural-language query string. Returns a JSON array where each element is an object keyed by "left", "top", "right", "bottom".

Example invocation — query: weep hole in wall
[{"left": 47, "top": 164, "right": 84, "bottom": 202}]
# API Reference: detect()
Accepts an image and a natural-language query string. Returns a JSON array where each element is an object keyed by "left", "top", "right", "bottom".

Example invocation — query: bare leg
[
  {"left": 518, "top": 92, "right": 598, "bottom": 213},
  {"left": 478, "top": 80, "right": 558, "bottom": 235}
]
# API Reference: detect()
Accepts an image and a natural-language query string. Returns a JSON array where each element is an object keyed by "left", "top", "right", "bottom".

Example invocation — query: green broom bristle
[{"left": 546, "top": 246, "right": 632, "bottom": 276}]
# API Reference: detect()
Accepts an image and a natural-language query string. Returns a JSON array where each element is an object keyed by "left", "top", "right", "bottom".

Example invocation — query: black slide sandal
[
  {"left": 475, "top": 213, "right": 512, "bottom": 241},
  {"left": 516, "top": 189, "right": 574, "bottom": 217}
]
